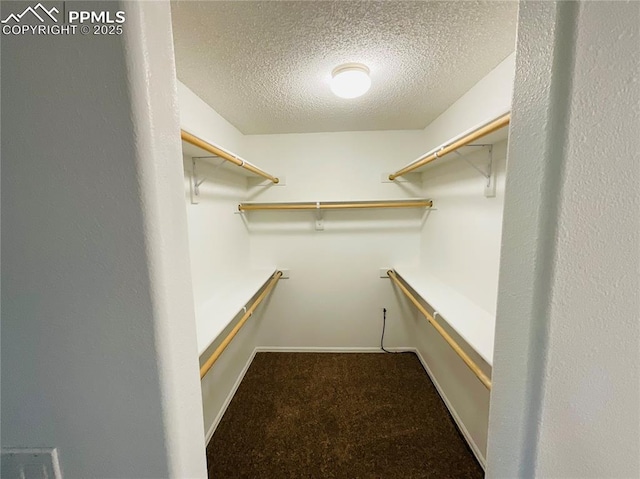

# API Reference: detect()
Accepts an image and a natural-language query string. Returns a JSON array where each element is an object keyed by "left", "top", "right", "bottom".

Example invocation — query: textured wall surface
[
  {"left": 124, "top": 5, "right": 207, "bottom": 478},
  {"left": 171, "top": 1, "right": 516, "bottom": 134},
  {"left": 488, "top": 1, "right": 640, "bottom": 477},
  {"left": 534, "top": 1, "right": 639, "bottom": 476},
  {"left": 1, "top": 2, "right": 206, "bottom": 477}
]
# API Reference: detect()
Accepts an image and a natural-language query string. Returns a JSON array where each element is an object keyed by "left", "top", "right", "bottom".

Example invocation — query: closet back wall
[{"left": 243, "top": 131, "right": 428, "bottom": 349}]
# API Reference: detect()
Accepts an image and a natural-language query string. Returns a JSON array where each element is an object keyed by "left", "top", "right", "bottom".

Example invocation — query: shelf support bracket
[
  {"left": 190, "top": 156, "right": 225, "bottom": 204},
  {"left": 190, "top": 158, "right": 204, "bottom": 204},
  {"left": 454, "top": 145, "right": 495, "bottom": 198},
  {"left": 315, "top": 202, "right": 324, "bottom": 231},
  {"left": 483, "top": 145, "right": 496, "bottom": 198}
]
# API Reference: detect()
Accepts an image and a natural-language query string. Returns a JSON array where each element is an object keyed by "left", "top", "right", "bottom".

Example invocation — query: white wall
[
  {"left": 126, "top": 5, "right": 207, "bottom": 477},
  {"left": 178, "top": 82, "right": 266, "bottom": 440},
  {"left": 1, "top": 2, "right": 206, "bottom": 478},
  {"left": 488, "top": 1, "right": 640, "bottom": 477},
  {"left": 418, "top": 54, "right": 515, "bottom": 312},
  {"left": 243, "top": 130, "right": 427, "bottom": 350},
  {"left": 420, "top": 140, "right": 508, "bottom": 315},
  {"left": 535, "top": 3, "right": 639, "bottom": 474},
  {"left": 178, "top": 83, "right": 251, "bottom": 311},
  {"left": 179, "top": 82, "right": 245, "bottom": 155},
  {"left": 417, "top": 53, "right": 514, "bottom": 151},
  {"left": 410, "top": 142, "right": 507, "bottom": 466},
  {"left": 405, "top": 53, "right": 515, "bottom": 466}
]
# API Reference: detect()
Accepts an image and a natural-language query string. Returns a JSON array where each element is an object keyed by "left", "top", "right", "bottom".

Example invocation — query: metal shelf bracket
[
  {"left": 455, "top": 145, "right": 495, "bottom": 198},
  {"left": 315, "top": 202, "right": 324, "bottom": 231},
  {"left": 190, "top": 156, "right": 224, "bottom": 204}
]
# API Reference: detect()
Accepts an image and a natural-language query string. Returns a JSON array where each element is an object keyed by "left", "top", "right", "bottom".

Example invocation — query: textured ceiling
[{"left": 171, "top": 1, "right": 517, "bottom": 135}]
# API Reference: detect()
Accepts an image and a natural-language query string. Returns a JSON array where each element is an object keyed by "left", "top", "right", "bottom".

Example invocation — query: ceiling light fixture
[{"left": 330, "top": 63, "right": 371, "bottom": 99}]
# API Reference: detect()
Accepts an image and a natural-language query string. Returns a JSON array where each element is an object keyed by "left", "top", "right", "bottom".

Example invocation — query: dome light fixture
[{"left": 330, "top": 63, "right": 371, "bottom": 99}]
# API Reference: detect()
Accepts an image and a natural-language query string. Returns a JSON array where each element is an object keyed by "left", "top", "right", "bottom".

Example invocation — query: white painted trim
[
  {"left": 205, "top": 345, "right": 484, "bottom": 471},
  {"left": 255, "top": 346, "right": 410, "bottom": 353},
  {"left": 411, "top": 347, "right": 486, "bottom": 469},
  {"left": 204, "top": 348, "right": 258, "bottom": 445}
]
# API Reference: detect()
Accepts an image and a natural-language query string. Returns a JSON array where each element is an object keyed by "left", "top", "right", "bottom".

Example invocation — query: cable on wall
[{"left": 380, "top": 308, "right": 411, "bottom": 354}]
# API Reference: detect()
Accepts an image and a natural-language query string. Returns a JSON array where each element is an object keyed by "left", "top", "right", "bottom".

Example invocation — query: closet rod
[
  {"left": 238, "top": 200, "right": 433, "bottom": 211},
  {"left": 200, "top": 271, "right": 283, "bottom": 380},
  {"left": 387, "top": 270, "right": 492, "bottom": 390},
  {"left": 389, "top": 113, "right": 510, "bottom": 180},
  {"left": 181, "top": 130, "right": 280, "bottom": 184}
]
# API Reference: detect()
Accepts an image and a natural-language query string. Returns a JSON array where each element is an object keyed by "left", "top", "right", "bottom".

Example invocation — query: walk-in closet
[
  {"left": 174, "top": 2, "right": 514, "bottom": 476},
  {"left": 3, "top": 0, "right": 638, "bottom": 478}
]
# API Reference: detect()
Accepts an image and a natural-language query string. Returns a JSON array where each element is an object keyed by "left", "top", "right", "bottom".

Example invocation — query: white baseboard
[
  {"left": 411, "top": 347, "right": 487, "bottom": 469},
  {"left": 205, "top": 345, "right": 485, "bottom": 471},
  {"left": 255, "top": 346, "right": 409, "bottom": 353},
  {"left": 204, "top": 348, "right": 258, "bottom": 445}
]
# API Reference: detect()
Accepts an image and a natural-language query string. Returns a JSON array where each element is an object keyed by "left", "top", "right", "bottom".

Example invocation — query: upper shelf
[
  {"left": 181, "top": 130, "right": 279, "bottom": 183},
  {"left": 389, "top": 112, "right": 510, "bottom": 180}
]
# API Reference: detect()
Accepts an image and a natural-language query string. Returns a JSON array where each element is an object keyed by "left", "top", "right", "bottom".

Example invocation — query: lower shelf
[
  {"left": 393, "top": 267, "right": 495, "bottom": 366},
  {"left": 195, "top": 268, "right": 276, "bottom": 356}
]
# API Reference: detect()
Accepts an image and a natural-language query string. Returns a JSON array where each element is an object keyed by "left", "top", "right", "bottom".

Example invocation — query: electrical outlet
[{"left": 1, "top": 448, "right": 62, "bottom": 479}]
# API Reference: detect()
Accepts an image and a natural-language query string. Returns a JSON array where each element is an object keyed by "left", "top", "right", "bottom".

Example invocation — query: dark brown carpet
[{"left": 207, "top": 353, "right": 483, "bottom": 479}]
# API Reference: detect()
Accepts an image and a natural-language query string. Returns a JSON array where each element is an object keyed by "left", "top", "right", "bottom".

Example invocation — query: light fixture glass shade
[{"left": 330, "top": 64, "right": 371, "bottom": 99}]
